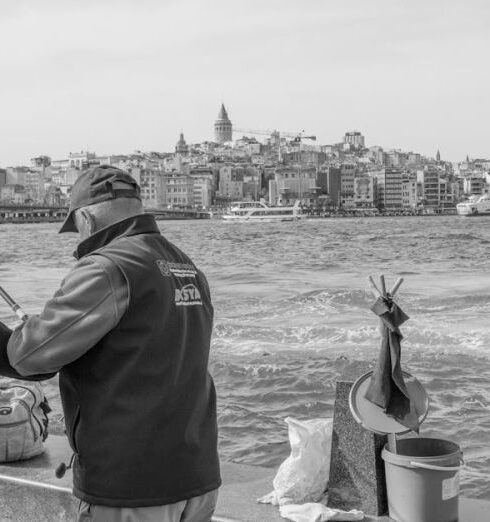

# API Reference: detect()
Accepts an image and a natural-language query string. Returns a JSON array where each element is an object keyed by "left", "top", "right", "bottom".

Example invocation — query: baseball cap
[{"left": 59, "top": 165, "right": 141, "bottom": 233}]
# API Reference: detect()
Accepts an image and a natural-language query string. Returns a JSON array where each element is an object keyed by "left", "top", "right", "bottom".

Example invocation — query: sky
[{"left": 0, "top": 0, "right": 489, "bottom": 166}]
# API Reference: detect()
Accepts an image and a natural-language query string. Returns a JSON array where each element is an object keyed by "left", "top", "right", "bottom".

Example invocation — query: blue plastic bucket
[{"left": 382, "top": 437, "right": 462, "bottom": 522}]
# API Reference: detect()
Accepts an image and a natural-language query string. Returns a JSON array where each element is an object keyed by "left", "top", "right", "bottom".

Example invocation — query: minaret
[
  {"left": 436, "top": 150, "right": 441, "bottom": 162},
  {"left": 214, "top": 104, "right": 232, "bottom": 143},
  {"left": 175, "top": 132, "right": 189, "bottom": 155}
]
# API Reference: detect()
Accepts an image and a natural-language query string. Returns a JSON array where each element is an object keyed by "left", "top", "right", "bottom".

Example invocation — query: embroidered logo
[
  {"left": 156, "top": 260, "right": 171, "bottom": 276},
  {"left": 175, "top": 284, "right": 202, "bottom": 306},
  {"left": 156, "top": 260, "right": 197, "bottom": 278}
]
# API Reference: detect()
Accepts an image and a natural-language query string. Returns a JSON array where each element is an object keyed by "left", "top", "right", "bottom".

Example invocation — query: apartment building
[
  {"left": 373, "top": 167, "right": 403, "bottom": 209},
  {"left": 163, "top": 172, "right": 194, "bottom": 208},
  {"left": 401, "top": 177, "right": 419, "bottom": 208},
  {"left": 272, "top": 165, "right": 318, "bottom": 206},
  {"left": 0, "top": 185, "right": 26, "bottom": 204},
  {"left": 415, "top": 167, "right": 441, "bottom": 208},
  {"left": 354, "top": 176, "right": 377, "bottom": 208},
  {"left": 340, "top": 163, "right": 356, "bottom": 208},
  {"left": 190, "top": 168, "right": 214, "bottom": 209},
  {"left": 463, "top": 175, "right": 486, "bottom": 196}
]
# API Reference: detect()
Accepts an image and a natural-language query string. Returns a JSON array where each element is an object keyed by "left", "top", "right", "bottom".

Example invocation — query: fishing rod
[{"left": 0, "top": 286, "right": 29, "bottom": 322}]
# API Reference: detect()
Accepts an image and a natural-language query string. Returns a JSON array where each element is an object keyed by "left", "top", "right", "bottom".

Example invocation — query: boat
[
  {"left": 456, "top": 194, "right": 490, "bottom": 216},
  {"left": 222, "top": 200, "right": 304, "bottom": 222}
]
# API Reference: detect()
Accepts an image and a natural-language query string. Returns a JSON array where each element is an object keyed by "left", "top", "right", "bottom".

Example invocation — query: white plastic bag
[
  {"left": 260, "top": 417, "right": 333, "bottom": 506},
  {"left": 279, "top": 503, "right": 364, "bottom": 522}
]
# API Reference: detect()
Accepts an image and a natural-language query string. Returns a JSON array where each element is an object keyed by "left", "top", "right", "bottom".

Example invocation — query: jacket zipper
[{"left": 68, "top": 407, "right": 81, "bottom": 453}]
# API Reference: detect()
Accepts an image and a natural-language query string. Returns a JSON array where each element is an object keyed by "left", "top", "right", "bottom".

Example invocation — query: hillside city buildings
[{"left": 1, "top": 104, "right": 489, "bottom": 213}]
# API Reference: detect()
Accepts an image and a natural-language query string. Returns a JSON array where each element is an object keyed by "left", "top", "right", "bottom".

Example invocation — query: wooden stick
[
  {"left": 390, "top": 277, "right": 404, "bottom": 297},
  {"left": 379, "top": 275, "right": 387, "bottom": 297},
  {"left": 367, "top": 276, "right": 382, "bottom": 298}
]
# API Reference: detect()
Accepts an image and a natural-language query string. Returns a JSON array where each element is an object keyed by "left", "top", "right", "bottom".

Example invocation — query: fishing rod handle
[
  {"left": 0, "top": 287, "right": 28, "bottom": 322},
  {"left": 14, "top": 307, "right": 29, "bottom": 322}
]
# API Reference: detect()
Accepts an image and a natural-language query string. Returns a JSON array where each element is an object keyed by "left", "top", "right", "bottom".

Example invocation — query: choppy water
[{"left": 0, "top": 216, "right": 490, "bottom": 499}]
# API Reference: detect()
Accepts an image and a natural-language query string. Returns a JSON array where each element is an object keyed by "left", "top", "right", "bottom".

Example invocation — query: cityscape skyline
[
  {"left": 0, "top": 101, "right": 483, "bottom": 169},
  {"left": 1, "top": 1, "right": 489, "bottom": 166}
]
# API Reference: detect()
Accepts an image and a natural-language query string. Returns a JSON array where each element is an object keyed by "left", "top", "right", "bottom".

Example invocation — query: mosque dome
[{"left": 175, "top": 132, "right": 189, "bottom": 154}]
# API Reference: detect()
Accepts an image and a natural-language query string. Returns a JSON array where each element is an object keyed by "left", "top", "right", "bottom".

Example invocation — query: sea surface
[{"left": 0, "top": 216, "right": 489, "bottom": 499}]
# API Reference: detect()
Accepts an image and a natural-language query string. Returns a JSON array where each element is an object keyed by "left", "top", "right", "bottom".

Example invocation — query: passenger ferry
[
  {"left": 456, "top": 194, "right": 490, "bottom": 216},
  {"left": 222, "top": 200, "right": 304, "bottom": 222}
]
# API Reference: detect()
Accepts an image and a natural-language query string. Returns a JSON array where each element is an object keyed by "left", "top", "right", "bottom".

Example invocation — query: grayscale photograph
[{"left": 0, "top": 1, "right": 489, "bottom": 521}]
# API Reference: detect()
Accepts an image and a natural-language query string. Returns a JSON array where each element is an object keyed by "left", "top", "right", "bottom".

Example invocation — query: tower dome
[
  {"left": 214, "top": 104, "right": 232, "bottom": 144},
  {"left": 175, "top": 132, "right": 189, "bottom": 154}
]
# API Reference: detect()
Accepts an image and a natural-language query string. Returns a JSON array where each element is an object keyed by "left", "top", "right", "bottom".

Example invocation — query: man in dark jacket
[{"left": 0, "top": 165, "right": 221, "bottom": 521}]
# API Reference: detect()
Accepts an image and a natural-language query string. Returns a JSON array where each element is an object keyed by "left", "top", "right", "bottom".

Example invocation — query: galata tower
[{"left": 214, "top": 104, "right": 232, "bottom": 143}]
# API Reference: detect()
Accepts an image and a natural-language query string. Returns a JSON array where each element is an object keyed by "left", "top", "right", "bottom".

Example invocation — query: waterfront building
[
  {"left": 317, "top": 164, "right": 341, "bottom": 207},
  {"left": 49, "top": 165, "right": 67, "bottom": 187},
  {"left": 130, "top": 167, "right": 160, "bottom": 207},
  {"left": 162, "top": 172, "right": 195, "bottom": 208},
  {"left": 322, "top": 166, "right": 341, "bottom": 207},
  {"left": 463, "top": 175, "right": 486, "bottom": 196},
  {"left": 354, "top": 176, "right": 377, "bottom": 208},
  {"left": 214, "top": 104, "right": 233, "bottom": 144},
  {"left": 439, "top": 178, "right": 456, "bottom": 209},
  {"left": 242, "top": 167, "right": 261, "bottom": 200},
  {"left": 0, "top": 184, "right": 26, "bottom": 205},
  {"left": 401, "top": 177, "right": 419, "bottom": 208},
  {"left": 24, "top": 169, "right": 46, "bottom": 203},
  {"left": 272, "top": 165, "right": 318, "bottom": 206},
  {"left": 190, "top": 168, "right": 214, "bottom": 209},
  {"left": 6, "top": 166, "right": 28, "bottom": 185},
  {"left": 344, "top": 131, "right": 365, "bottom": 149},
  {"left": 268, "top": 179, "right": 278, "bottom": 206},
  {"left": 218, "top": 165, "right": 244, "bottom": 201},
  {"left": 417, "top": 167, "right": 440, "bottom": 208},
  {"left": 64, "top": 168, "right": 81, "bottom": 187},
  {"left": 340, "top": 163, "right": 356, "bottom": 208},
  {"left": 373, "top": 167, "right": 403, "bottom": 209},
  {"left": 43, "top": 184, "right": 65, "bottom": 207}
]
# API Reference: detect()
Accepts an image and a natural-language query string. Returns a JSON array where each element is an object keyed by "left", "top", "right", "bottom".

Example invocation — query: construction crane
[
  {"left": 233, "top": 128, "right": 317, "bottom": 162},
  {"left": 234, "top": 128, "right": 316, "bottom": 142}
]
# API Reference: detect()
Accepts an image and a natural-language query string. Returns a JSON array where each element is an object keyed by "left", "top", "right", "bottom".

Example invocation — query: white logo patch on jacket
[
  {"left": 175, "top": 284, "right": 202, "bottom": 306},
  {"left": 156, "top": 260, "right": 196, "bottom": 278}
]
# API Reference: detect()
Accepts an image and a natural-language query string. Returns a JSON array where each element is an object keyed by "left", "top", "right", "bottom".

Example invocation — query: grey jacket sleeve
[
  {"left": 0, "top": 321, "right": 55, "bottom": 380},
  {"left": 7, "top": 255, "right": 128, "bottom": 376}
]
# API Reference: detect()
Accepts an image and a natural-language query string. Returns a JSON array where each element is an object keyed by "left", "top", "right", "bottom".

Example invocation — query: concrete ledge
[{"left": 0, "top": 435, "right": 487, "bottom": 521}]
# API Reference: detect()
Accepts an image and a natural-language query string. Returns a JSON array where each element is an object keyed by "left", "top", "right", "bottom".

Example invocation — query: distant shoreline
[{"left": 0, "top": 213, "right": 466, "bottom": 225}]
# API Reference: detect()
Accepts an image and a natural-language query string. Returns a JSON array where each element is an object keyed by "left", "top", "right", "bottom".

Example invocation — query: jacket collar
[{"left": 75, "top": 214, "right": 160, "bottom": 260}]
